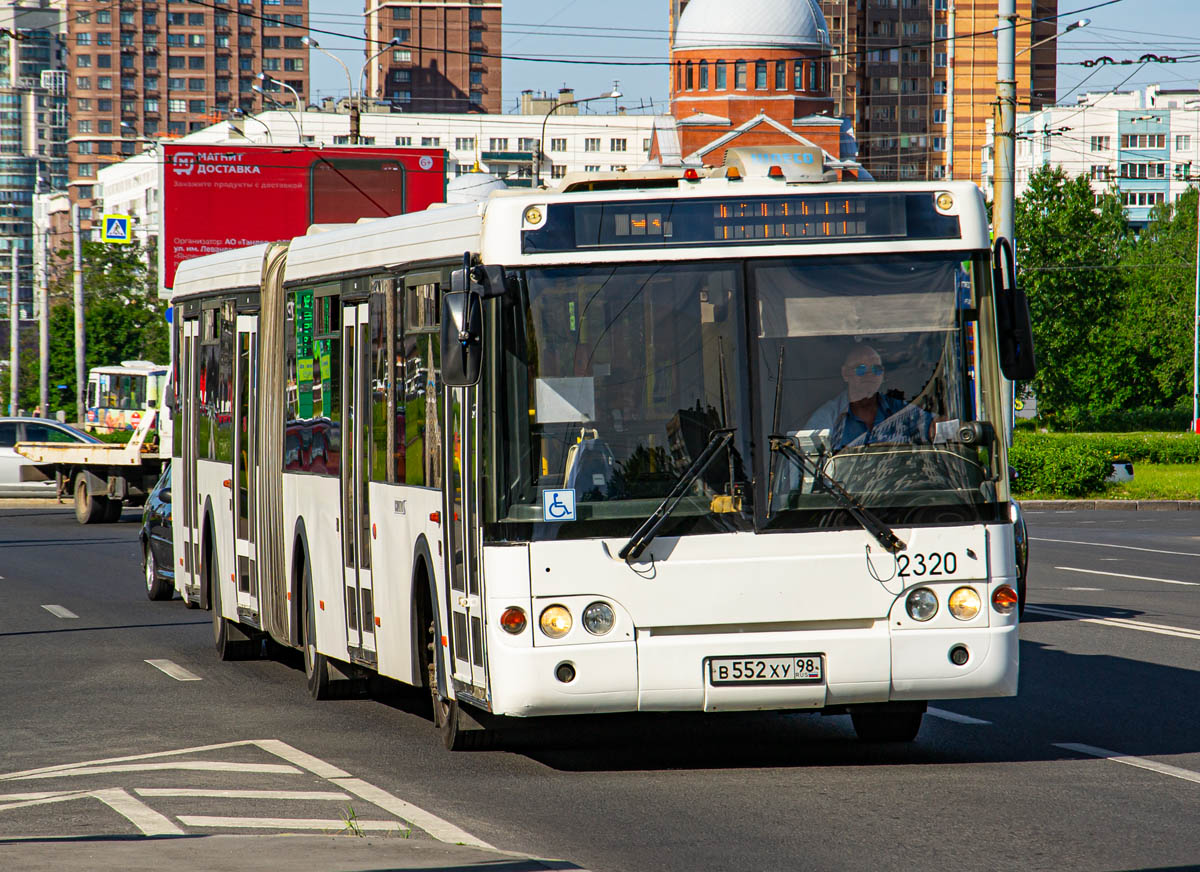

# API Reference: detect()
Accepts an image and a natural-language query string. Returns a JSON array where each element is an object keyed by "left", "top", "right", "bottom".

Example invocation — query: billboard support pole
[{"left": 72, "top": 203, "right": 85, "bottom": 425}]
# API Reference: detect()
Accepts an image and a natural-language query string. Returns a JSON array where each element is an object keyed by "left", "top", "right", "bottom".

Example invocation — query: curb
[{"left": 1019, "top": 499, "right": 1200, "bottom": 511}]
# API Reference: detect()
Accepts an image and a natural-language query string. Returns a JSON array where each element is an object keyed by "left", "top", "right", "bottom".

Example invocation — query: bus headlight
[
  {"left": 948, "top": 587, "right": 982, "bottom": 620},
  {"left": 906, "top": 588, "right": 938, "bottom": 621},
  {"left": 582, "top": 602, "right": 615, "bottom": 635},
  {"left": 539, "top": 605, "right": 572, "bottom": 638}
]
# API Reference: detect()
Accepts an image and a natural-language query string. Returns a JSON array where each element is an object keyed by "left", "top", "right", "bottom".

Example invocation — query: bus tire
[
  {"left": 210, "top": 541, "right": 252, "bottom": 660},
  {"left": 73, "top": 472, "right": 104, "bottom": 524},
  {"left": 302, "top": 560, "right": 334, "bottom": 700},
  {"left": 850, "top": 709, "right": 924, "bottom": 743}
]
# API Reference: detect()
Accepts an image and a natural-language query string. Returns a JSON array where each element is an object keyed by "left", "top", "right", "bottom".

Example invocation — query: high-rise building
[
  {"left": 1, "top": 0, "right": 68, "bottom": 320},
  {"left": 363, "top": 1, "right": 501, "bottom": 114},
  {"left": 820, "top": 0, "right": 1057, "bottom": 183},
  {"left": 65, "top": 0, "right": 310, "bottom": 233}
]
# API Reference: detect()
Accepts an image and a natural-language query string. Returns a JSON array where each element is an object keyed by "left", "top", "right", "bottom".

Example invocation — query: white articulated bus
[{"left": 169, "top": 149, "right": 1036, "bottom": 749}]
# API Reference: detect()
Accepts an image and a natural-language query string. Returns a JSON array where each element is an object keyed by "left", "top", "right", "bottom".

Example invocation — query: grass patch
[{"left": 1015, "top": 462, "right": 1200, "bottom": 500}]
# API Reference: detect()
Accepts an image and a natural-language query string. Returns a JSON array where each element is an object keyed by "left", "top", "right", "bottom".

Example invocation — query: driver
[{"left": 803, "top": 343, "right": 933, "bottom": 451}]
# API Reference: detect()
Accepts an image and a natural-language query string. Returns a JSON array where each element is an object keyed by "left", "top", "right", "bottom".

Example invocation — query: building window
[
  {"left": 188, "top": 12, "right": 205, "bottom": 25},
  {"left": 550, "top": 137, "right": 566, "bottom": 151},
  {"left": 716, "top": 62, "right": 727, "bottom": 90},
  {"left": 469, "top": 29, "right": 482, "bottom": 43},
  {"left": 77, "top": 32, "right": 91, "bottom": 46},
  {"left": 932, "top": 137, "right": 946, "bottom": 151},
  {"left": 794, "top": 61, "right": 804, "bottom": 90},
  {"left": 551, "top": 165, "right": 566, "bottom": 179},
  {"left": 685, "top": 62, "right": 693, "bottom": 91},
  {"left": 76, "top": 76, "right": 91, "bottom": 90},
  {"left": 392, "top": 7, "right": 411, "bottom": 19},
  {"left": 98, "top": 77, "right": 113, "bottom": 90},
  {"left": 1120, "top": 162, "right": 1166, "bottom": 179},
  {"left": 610, "top": 138, "right": 626, "bottom": 152},
  {"left": 78, "top": 164, "right": 95, "bottom": 177},
  {"left": 393, "top": 49, "right": 411, "bottom": 63},
  {"left": 755, "top": 61, "right": 766, "bottom": 90},
  {"left": 1121, "top": 133, "right": 1165, "bottom": 149},
  {"left": 469, "top": 8, "right": 483, "bottom": 20},
  {"left": 285, "top": 58, "right": 304, "bottom": 71},
  {"left": 421, "top": 136, "right": 440, "bottom": 147},
  {"left": 933, "top": 80, "right": 947, "bottom": 95},
  {"left": 775, "top": 60, "right": 786, "bottom": 90},
  {"left": 77, "top": 142, "right": 93, "bottom": 155},
  {"left": 699, "top": 62, "right": 708, "bottom": 90},
  {"left": 1176, "top": 134, "right": 1192, "bottom": 151},
  {"left": 933, "top": 109, "right": 946, "bottom": 124},
  {"left": 1090, "top": 135, "right": 1110, "bottom": 152},
  {"left": 455, "top": 137, "right": 475, "bottom": 150},
  {"left": 934, "top": 52, "right": 947, "bottom": 67},
  {"left": 396, "top": 136, "right": 412, "bottom": 145},
  {"left": 393, "top": 29, "right": 410, "bottom": 42},
  {"left": 168, "top": 99, "right": 186, "bottom": 113},
  {"left": 584, "top": 137, "right": 600, "bottom": 152},
  {"left": 584, "top": 165, "right": 600, "bottom": 172},
  {"left": 735, "top": 61, "right": 747, "bottom": 90}
]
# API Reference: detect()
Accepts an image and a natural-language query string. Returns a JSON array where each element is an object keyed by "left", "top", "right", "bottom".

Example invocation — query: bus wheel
[
  {"left": 303, "top": 562, "right": 334, "bottom": 700},
  {"left": 73, "top": 473, "right": 104, "bottom": 524},
  {"left": 850, "top": 708, "right": 924, "bottom": 743},
  {"left": 211, "top": 550, "right": 252, "bottom": 660}
]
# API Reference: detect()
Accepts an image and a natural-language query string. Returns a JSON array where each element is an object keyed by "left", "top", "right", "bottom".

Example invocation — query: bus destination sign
[{"left": 521, "top": 192, "right": 960, "bottom": 254}]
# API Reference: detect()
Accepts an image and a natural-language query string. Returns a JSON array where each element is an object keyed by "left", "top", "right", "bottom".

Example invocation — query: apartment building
[
  {"left": 820, "top": 0, "right": 1058, "bottom": 182},
  {"left": 65, "top": 0, "right": 309, "bottom": 232},
  {"left": 363, "top": 0, "right": 501, "bottom": 114},
  {"left": 1, "top": 0, "right": 67, "bottom": 320},
  {"left": 983, "top": 85, "right": 1200, "bottom": 227}
]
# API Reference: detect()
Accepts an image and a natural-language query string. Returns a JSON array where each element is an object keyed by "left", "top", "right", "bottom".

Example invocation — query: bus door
[
  {"left": 180, "top": 317, "right": 201, "bottom": 599},
  {"left": 233, "top": 313, "right": 260, "bottom": 624},
  {"left": 445, "top": 381, "right": 486, "bottom": 692},
  {"left": 341, "top": 300, "right": 376, "bottom": 663}
]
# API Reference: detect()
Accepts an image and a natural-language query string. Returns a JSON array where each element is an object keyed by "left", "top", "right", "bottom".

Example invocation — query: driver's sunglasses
[{"left": 853, "top": 364, "right": 884, "bottom": 376}]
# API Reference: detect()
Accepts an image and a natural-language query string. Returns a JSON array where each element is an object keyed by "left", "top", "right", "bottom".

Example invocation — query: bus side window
[
  {"left": 86, "top": 382, "right": 97, "bottom": 410},
  {"left": 399, "top": 279, "right": 442, "bottom": 488}
]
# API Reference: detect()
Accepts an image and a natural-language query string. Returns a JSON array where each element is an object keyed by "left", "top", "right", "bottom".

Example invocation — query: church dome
[{"left": 673, "top": 0, "right": 830, "bottom": 51}]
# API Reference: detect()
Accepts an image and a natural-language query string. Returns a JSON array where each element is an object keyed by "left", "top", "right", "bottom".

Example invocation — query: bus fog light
[
  {"left": 539, "top": 605, "right": 572, "bottom": 638},
  {"left": 582, "top": 602, "right": 615, "bottom": 635},
  {"left": 949, "top": 645, "right": 970, "bottom": 666},
  {"left": 499, "top": 606, "right": 527, "bottom": 634},
  {"left": 992, "top": 585, "right": 1018, "bottom": 614},
  {"left": 906, "top": 588, "right": 938, "bottom": 621},
  {"left": 555, "top": 662, "right": 576, "bottom": 683},
  {"left": 948, "top": 587, "right": 981, "bottom": 620}
]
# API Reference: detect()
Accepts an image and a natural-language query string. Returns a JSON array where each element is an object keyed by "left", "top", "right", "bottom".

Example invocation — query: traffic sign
[{"left": 100, "top": 214, "right": 133, "bottom": 244}]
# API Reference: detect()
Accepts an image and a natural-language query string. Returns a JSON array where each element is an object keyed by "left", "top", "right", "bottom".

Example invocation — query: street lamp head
[
  {"left": 255, "top": 71, "right": 270, "bottom": 82},
  {"left": 1066, "top": 18, "right": 1090, "bottom": 31},
  {"left": 388, "top": 37, "right": 404, "bottom": 47},
  {"left": 604, "top": 89, "right": 623, "bottom": 100},
  {"left": 251, "top": 83, "right": 265, "bottom": 95},
  {"left": 301, "top": 35, "right": 318, "bottom": 48}
]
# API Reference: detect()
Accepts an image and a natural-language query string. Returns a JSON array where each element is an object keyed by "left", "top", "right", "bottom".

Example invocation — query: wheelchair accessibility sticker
[{"left": 542, "top": 489, "right": 576, "bottom": 522}]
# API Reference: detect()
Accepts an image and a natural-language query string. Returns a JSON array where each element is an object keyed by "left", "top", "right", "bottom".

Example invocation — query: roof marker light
[
  {"left": 683, "top": 168, "right": 700, "bottom": 181},
  {"left": 725, "top": 166, "right": 742, "bottom": 180},
  {"left": 768, "top": 165, "right": 785, "bottom": 178}
]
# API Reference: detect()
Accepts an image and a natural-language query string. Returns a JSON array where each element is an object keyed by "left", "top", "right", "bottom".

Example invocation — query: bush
[
  {"left": 1038, "top": 405, "right": 1192, "bottom": 433},
  {"left": 1009, "top": 437, "right": 1112, "bottom": 497}
]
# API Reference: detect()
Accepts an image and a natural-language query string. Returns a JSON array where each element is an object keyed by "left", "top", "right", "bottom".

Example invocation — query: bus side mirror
[
  {"left": 441, "top": 291, "right": 483, "bottom": 387},
  {"left": 992, "top": 237, "right": 1037, "bottom": 381},
  {"left": 451, "top": 262, "right": 512, "bottom": 299}
]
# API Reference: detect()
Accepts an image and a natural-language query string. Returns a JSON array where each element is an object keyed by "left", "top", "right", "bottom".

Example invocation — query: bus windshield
[{"left": 491, "top": 253, "right": 1004, "bottom": 541}]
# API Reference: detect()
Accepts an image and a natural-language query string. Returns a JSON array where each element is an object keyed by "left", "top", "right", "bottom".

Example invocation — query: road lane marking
[
  {"left": 178, "top": 815, "right": 406, "bottom": 831},
  {"left": 1062, "top": 587, "right": 1104, "bottom": 591},
  {"left": 1033, "top": 537, "right": 1200, "bottom": 558},
  {"left": 135, "top": 788, "right": 351, "bottom": 800},
  {"left": 145, "top": 659, "right": 202, "bottom": 681},
  {"left": 1054, "top": 566, "right": 1198, "bottom": 587},
  {"left": 16, "top": 762, "right": 300, "bottom": 779},
  {"left": 1025, "top": 605, "right": 1200, "bottom": 640},
  {"left": 41, "top": 604, "right": 77, "bottom": 619},
  {"left": 253, "top": 738, "right": 351, "bottom": 779},
  {"left": 0, "top": 739, "right": 268, "bottom": 782},
  {"left": 1054, "top": 743, "right": 1200, "bottom": 786},
  {"left": 928, "top": 708, "right": 991, "bottom": 725},
  {"left": 328, "top": 776, "right": 495, "bottom": 849}
]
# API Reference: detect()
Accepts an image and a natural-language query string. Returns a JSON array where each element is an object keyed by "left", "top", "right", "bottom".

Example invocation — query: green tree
[
  {"left": 20, "top": 238, "right": 167, "bottom": 417},
  {"left": 1119, "top": 186, "right": 1198, "bottom": 411},
  {"left": 1014, "top": 166, "right": 1133, "bottom": 420}
]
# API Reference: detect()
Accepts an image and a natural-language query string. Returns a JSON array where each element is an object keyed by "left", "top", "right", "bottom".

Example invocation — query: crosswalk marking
[
  {"left": 134, "top": 788, "right": 351, "bottom": 800},
  {"left": 178, "top": 815, "right": 408, "bottom": 831},
  {"left": 17, "top": 762, "right": 300, "bottom": 779}
]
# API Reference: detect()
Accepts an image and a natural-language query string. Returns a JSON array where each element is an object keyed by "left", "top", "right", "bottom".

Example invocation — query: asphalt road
[{"left": 1, "top": 504, "right": 1198, "bottom": 872}]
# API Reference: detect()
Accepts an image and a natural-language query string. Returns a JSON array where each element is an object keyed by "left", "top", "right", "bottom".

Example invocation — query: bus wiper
[
  {"left": 618, "top": 428, "right": 735, "bottom": 562},
  {"left": 768, "top": 435, "right": 907, "bottom": 554}
]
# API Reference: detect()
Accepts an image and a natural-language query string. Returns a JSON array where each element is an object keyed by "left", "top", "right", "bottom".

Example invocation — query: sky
[{"left": 305, "top": 0, "right": 1200, "bottom": 115}]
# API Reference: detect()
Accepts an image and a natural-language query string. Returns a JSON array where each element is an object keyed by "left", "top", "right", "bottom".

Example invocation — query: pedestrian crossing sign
[{"left": 100, "top": 214, "right": 133, "bottom": 244}]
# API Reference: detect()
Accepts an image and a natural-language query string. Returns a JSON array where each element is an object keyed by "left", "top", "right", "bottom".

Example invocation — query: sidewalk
[
  {"left": 1019, "top": 499, "right": 1200, "bottom": 510},
  {"left": 0, "top": 833, "right": 582, "bottom": 872}
]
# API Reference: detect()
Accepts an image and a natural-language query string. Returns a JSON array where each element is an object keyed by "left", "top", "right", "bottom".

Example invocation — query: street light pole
[
  {"left": 303, "top": 36, "right": 356, "bottom": 143},
  {"left": 257, "top": 73, "right": 304, "bottom": 139},
  {"left": 252, "top": 84, "right": 302, "bottom": 141},
  {"left": 358, "top": 38, "right": 403, "bottom": 144},
  {"left": 537, "top": 88, "right": 622, "bottom": 186},
  {"left": 72, "top": 202, "right": 85, "bottom": 425},
  {"left": 8, "top": 247, "right": 16, "bottom": 416}
]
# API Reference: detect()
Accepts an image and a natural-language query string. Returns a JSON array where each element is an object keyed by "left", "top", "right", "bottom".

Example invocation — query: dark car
[{"left": 140, "top": 464, "right": 174, "bottom": 601}]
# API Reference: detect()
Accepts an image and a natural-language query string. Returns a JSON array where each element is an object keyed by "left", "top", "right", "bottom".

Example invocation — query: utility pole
[
  {"left": 946, "top": 2, "right": 955, "bottom": 179},
  {"left": 8, "top": 248, "right": 17, "bottom": 416},
  {"left": 994, "top": 0, "right": 1017, "bottom": 440},
  {"left": 72, "top": 203, "right": 85, "bottom": 425},
  {"left": 38, "top": 212, "right": 49, "bottom": 417}
]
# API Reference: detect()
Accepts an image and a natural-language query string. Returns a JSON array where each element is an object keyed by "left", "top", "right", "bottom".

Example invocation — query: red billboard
[{"left": 159, "top": 143, "right": 446, "bottom": 292}]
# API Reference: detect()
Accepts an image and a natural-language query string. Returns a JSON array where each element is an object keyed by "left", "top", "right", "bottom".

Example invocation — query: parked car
[
  {"left": 0, "top": 417, "right": 101, "bottom": 497},
  {"left": 139, "top": 464, "right": 174, "bottom": 601}
]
